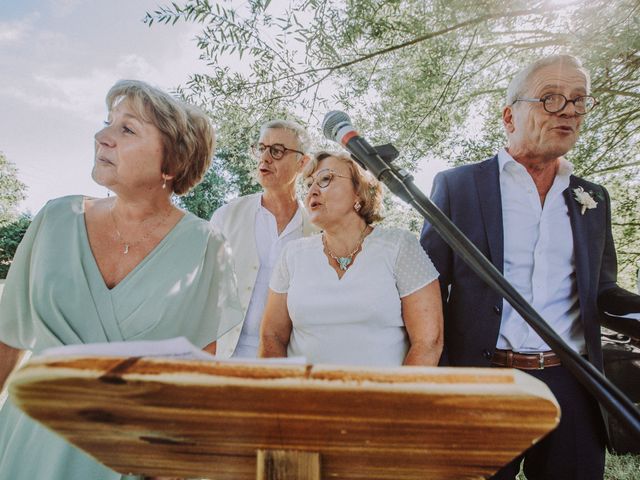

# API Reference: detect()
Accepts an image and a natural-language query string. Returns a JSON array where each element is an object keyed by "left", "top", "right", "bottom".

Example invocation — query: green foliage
[
  {"left": 146, "top": 0, "right": 639, "bottom": 275},
  {"left": 516, "top": 452, "right": 640, "bottom": 480},
  {"left": 379, "top": 196, "right": 423, "bottom": 234},
  {"left": 176, "top": 161, "right": 228, "bottom": 220},
  {"left": 0, "top": 152, "right": 27, "bottom": 227},
  {"left": 603, "top": 452, "right": 640, "bottom": 480},
  {"left": 605, "top": 173, "right": 640, "bottom": 290},
  {"left": 177, "top": 147, "right": 262, "bottom": 220},
  {"left": 0, "top": 214, "right": 31, "bottom": 279}
]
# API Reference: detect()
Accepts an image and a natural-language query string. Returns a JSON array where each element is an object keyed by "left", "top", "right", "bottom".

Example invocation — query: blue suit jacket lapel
[
  {"left": 474, "top": 156, "right": 504, "bottom": 272},
  {"left": 565, "top": 176, "right": 591, "bottom": 311}
]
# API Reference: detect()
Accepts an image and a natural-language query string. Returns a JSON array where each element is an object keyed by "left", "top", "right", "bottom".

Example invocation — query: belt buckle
[{"left": 537, "top": 352, "right": 545, "bottom": 370}]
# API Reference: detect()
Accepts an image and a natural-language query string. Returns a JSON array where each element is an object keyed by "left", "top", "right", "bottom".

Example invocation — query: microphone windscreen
[{"left": 322, "top": 111, "right": 352, "bottom": 141}]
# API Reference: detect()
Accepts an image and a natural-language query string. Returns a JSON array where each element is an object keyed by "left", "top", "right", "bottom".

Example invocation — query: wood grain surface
[
  {"left": 9, "top": 357, "right": 560, "bottom": 479},
  {"left": 257, "top": 449, "right": 320, "bottom": 480}
]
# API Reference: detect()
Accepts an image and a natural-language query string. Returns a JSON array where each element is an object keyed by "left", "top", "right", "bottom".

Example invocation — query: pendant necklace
[
  {"left": 109, "top": 204, "right": 171, "bottom": 255},
  {"left": 323, "top": 225, "right": 369, "bottom": 271}
]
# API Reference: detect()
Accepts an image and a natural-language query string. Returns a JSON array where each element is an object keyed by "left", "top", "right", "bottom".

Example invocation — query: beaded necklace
[{"left": 323, "top": 225, "right": 369, "bottom": 271}]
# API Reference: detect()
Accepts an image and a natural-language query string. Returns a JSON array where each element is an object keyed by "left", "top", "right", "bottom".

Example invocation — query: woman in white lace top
[{"left": 259, "top": 151, "right": 443, "bottom": 366}]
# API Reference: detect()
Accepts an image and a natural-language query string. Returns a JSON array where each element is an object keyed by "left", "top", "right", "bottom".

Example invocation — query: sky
[{"left": 0, "top": 0, "right": 445, "bottom": 215}]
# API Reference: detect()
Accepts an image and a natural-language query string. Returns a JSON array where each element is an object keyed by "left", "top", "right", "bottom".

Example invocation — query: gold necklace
[
  {"left": 109, "top": 204, "right": 172, "bottom": 255},
  {"left": 323, "top": 225, "right": 369, "bottom": 271}
]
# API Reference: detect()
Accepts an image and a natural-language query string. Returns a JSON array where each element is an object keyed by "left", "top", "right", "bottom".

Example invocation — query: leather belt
[{"left": 491, "top": 349, "right": 561, "bottom": 370}]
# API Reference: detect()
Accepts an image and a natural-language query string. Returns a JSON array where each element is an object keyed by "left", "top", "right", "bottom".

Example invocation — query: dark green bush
[{"left": 0, "top": 214, "right": 31, "bottom": 279}]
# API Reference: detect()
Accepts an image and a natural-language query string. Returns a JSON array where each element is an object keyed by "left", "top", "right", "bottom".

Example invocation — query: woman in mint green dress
[{"left": 0, "top": 80, "right": 242, "bottom": 479}]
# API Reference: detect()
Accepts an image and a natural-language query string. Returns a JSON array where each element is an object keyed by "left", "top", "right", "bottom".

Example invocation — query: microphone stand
[{"left": 358, "top": 145, "right": 640, "bottom": 440}]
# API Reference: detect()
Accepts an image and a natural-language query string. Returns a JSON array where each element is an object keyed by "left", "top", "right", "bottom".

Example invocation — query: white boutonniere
[{"left": 573, "top": 186, "right": 598, "bottom": 215}]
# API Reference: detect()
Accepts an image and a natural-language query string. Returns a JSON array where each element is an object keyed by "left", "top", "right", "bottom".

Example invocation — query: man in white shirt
[
  {"left": 211, "top": 120, "right": 317, "bottom": 358},
  {"left": 421, "top": 55, "right": 640, "bottom": 479}
]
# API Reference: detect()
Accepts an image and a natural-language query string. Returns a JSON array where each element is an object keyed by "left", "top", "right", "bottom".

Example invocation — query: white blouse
[{"left": 269, "top": 227, "right": 439, "bottom": 366}]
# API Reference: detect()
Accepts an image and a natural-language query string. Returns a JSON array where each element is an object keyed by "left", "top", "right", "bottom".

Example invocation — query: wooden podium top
[{"left": 10, "top": 356, "right": 559, "bottom": 479}]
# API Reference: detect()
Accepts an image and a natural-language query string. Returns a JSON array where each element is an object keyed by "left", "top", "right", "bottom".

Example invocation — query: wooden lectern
[{"left": 9, "top": 356, "right": 559, "bottom": 479}]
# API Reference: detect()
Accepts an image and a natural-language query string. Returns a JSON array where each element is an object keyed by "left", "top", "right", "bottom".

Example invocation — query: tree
[
  {"left": 147, "top": 0, "right": 639, "bottom": 287},
  {"left": 176, "top": 147, "right": 261, "bottom": 220},
  {"left": 0, "top": 214, "right": 31, "bottom": 279},
  {"left": 0, "top": 152, "right": 27, "bottom": 227},
  {"left": 177, "top": 158, "right": 232, "bottom": 220}
]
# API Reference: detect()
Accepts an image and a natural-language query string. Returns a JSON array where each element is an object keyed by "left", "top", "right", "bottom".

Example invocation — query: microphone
[
  {"left": 322, "top": 111, "right": 392, "bottom": 180},
  {"left": 321, "top": 114, "right": 640, "bottom": 439}
]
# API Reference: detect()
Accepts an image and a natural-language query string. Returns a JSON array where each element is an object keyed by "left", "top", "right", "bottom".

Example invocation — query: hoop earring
[
  {"left": 162, "top": 174, "right": 167, "bottom": 190},
  {"left": 354, "top": 201, "right": 362, "bottom": 212}
]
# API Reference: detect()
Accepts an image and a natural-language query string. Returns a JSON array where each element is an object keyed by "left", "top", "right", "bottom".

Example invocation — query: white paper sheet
[{"left": 39, "top": 337, "right": 306, "bottom": 364}]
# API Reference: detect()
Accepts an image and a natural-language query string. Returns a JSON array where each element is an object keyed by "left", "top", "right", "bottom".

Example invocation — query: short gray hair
[
  {"left": 505, "top": 54, "right": 591, "bottom": 106},
  {"left": 260, "top": 119, "right": 311, "bottom": 152}
]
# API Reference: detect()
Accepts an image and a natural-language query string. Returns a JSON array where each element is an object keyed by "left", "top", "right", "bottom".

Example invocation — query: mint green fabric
[{"left": 0, "top": 195, "right": 242, "bottom": 479}]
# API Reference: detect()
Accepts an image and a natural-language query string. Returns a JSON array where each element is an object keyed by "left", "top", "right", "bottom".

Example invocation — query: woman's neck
[
  {"left": 322, "top": 217, "right": 369, "bottom": 256},
  {"left": 110, "top": 193, "right": 175, "bottom": 222}
]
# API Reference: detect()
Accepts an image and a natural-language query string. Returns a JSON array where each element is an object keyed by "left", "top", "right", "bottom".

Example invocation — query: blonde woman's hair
[
  {"left": 106, "top": 79, "right": 215, "bottom": 195},
  {"left": 304, "top": 150, "right": 384, "bottom": 224}
]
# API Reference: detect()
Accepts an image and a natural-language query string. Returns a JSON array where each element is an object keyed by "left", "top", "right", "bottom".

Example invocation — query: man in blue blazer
[{"left": 421, "top": 54, "right": 640, "bottom": 479}]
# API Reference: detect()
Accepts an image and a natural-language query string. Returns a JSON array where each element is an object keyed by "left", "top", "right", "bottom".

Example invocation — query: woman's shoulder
[
  {"left": 366, "top": 227, "right": 423, "bottom": 264},
  {"left": 34, "top": 195, "right": 87, "bottom": 222},
  {"left": 180, "top": 210, "right": 227, "bottom": 241},
  {"left": 370, "top": 226, "right": 418, "bottom": 245},
  {"left": 277, "top": 234, "right": 322, "bottom": 264},
  {"left": 152, "top": 211, "right": 228, "bottom": 261},
  {"left": 43, "top": 194, "right": 85, "bottom": 210}
]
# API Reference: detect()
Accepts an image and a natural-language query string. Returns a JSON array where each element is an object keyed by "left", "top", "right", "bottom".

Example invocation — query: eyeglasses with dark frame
[
  {"left": 251, "top": 143, "right": 304, "bottom": 160},
  {"left": 512, "top": 93, "right": 598, "bottom": 115},
  {"left": 303, "top": 168, "right": 352, "bottom": 193}
]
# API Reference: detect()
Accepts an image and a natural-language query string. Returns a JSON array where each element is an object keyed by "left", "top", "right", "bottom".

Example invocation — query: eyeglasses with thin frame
[
  {"left": 303, "top": 168, "right": 352, "bottom": 193},
  {"left": 512, "top": 93, "right": 598, "bottom": 115},
  {"left": 251, "top": 143, "right": 304, "bottom": 160}
]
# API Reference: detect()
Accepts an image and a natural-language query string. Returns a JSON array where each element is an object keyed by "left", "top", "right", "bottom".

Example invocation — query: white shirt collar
[
  {"left": 498, "top": 147, "right": 574, "bottom": 179},
  {"left": 256, "top": 193, "right": 304, "bottom": 236}
]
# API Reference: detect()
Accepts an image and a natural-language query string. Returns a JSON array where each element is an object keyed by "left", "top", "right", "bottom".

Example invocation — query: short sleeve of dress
[
  {"left": 269, "top": 243, "right": 291, "bottom": 294},
  {"left": 0, "top": 202, "right": 49, "bottom": 349},
  {"left": 199, "top": 227, "right": 244, "bottom": 342},
  {"left": 394, "top": 229, "right": 439, "bottom": 298}
]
